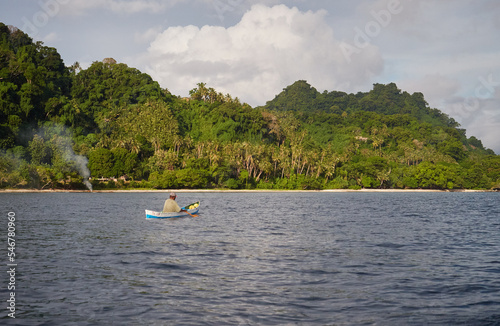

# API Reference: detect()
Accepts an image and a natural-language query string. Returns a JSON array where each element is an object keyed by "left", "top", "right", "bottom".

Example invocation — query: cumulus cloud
[
  {"left": 139, "top": 4, "right": 383, "bottom": 106},
  {"left": 134, "top": 25, "right": 164, "bottom": 44}
]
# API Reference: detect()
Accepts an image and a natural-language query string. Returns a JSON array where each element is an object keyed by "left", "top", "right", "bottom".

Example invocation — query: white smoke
[
  {"left": 31, "top": 123, "right": 93, "bottom": 191},
  {"left": 64, "top": 148, "right": 93, "bottom": 192}
]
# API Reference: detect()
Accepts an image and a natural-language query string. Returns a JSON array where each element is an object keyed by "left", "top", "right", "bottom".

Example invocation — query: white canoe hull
[{"left": 145, "top": 201, "right": 200, "bottom": 219}]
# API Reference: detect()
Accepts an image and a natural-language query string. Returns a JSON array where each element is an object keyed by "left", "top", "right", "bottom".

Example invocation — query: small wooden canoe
[{"left": 145, "top": 201, "right": 200, "bottom": 219}]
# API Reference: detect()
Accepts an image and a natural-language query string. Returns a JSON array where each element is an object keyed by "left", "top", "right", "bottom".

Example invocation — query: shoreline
[{"left": 0, "top": 188, "right": 496, "bottom": 193}]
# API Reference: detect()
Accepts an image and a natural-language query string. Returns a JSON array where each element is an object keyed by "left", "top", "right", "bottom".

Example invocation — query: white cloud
[
  {"left": 139, "top": 4, "right": 383, "bottom": 105},
  {"left": 58, "top": 0, "right": 173, "bottom": 15},
  {"left": 134, "top": 25, "right": 164, "bottom": 44}
]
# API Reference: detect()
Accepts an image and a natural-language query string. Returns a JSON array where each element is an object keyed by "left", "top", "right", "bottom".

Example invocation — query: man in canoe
[{"left": 162, "top": 192, "right": 187, "bottom": 213}]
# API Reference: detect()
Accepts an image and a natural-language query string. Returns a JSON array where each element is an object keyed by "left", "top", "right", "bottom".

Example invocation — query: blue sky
[{"left": 1, "top": 0, "right": 499, "bottom": 153}]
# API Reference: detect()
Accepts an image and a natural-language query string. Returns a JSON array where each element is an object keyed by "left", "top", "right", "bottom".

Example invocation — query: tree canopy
[{"left": 0, "top": 22, "right": 499, "bottom": 191}]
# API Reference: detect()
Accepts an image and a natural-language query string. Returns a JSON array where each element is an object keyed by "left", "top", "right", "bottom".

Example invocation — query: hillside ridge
[{"left": 1, "top": 23, "right": 499, "bottom": 190}]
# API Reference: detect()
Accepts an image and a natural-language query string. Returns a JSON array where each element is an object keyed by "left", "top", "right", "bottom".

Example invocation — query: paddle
[{"left": 184, "top": 210, "right": 199, "bottom": 218}]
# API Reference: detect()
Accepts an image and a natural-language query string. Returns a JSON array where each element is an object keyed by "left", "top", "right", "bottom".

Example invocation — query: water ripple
[{"left": 1, "top": 192, "right": 499, "bottom": 325}]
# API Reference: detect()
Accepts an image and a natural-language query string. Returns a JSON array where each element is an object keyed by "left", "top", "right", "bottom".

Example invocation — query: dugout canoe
[{"left": 145, "top": 201, "right": 200, "bottom": 219}]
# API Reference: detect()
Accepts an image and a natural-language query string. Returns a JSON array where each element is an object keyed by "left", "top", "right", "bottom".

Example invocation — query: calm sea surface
[{"left": 1, "top": 191, "right": 499, "bottom": 325}]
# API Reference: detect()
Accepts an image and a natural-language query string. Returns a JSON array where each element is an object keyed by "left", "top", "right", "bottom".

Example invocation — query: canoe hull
[{"left": 145, "top": 201, "right": 200, "bottom": 219}]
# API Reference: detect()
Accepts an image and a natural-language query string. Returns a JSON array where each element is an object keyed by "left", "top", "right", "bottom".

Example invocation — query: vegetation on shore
[{"left": 1, "top": 23, "right": 499, "bottom": 191}]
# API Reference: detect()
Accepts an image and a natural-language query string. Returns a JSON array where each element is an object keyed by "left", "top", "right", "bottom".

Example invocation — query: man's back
[{"left": 163, "top": 198, "right": 181, "bottom": 213}]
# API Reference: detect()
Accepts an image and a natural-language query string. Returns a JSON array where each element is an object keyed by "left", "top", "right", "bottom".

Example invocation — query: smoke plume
[
  {"left": 65, "top": 149, "right": 93, "bottom": 192},
  {"left": 30, "top": 123, "right": 93, "bottom": 191}
]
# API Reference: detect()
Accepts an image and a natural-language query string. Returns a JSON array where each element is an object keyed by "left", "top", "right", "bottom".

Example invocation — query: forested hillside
[{"left": 1, "top": 23, "right": 499, "bottom": 190}]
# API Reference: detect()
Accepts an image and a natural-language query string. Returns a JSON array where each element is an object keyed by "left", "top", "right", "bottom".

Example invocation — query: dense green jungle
[{"left": 1, "top": 23, "right": 499, "bottom": 191}]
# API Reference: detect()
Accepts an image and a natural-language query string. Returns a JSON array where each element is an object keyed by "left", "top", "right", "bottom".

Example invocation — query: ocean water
[{"left": 1, "top": 191, "right": 499, "bottom": 325}]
